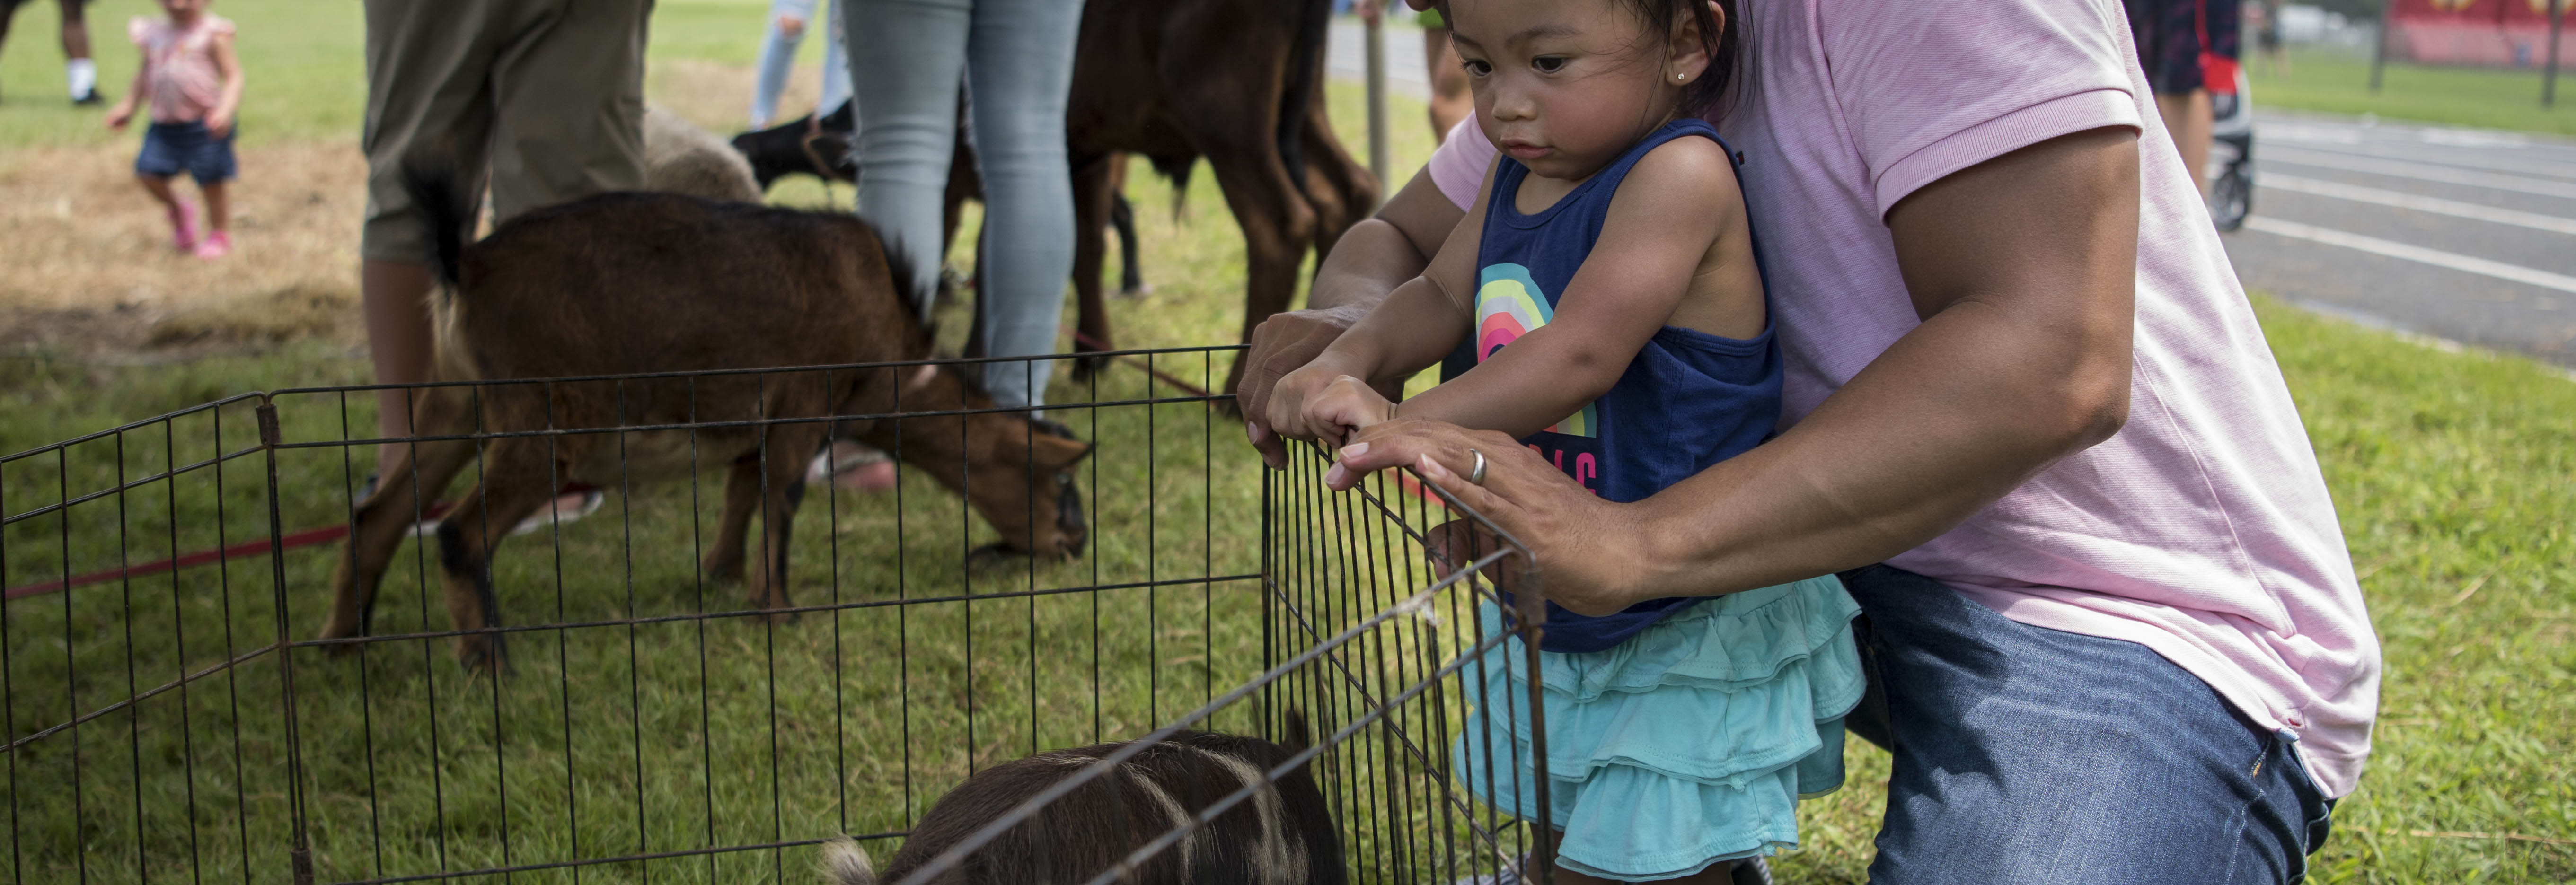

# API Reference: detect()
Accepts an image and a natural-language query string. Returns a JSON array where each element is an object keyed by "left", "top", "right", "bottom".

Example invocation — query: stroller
[{"left": 2207, "top": 67, "right": 2255, "bottom": 232}]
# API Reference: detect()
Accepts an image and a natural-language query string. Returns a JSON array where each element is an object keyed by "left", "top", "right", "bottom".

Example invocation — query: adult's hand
[
  {"left": 1330, "top": 421, "right": 1649, "bottom": 617},
  {"left": 1243, "top": 165, "right": 1468, "bottom": 467},
  {"left": 1243, "top": 302, "right": 1375, "bottom": 466}
]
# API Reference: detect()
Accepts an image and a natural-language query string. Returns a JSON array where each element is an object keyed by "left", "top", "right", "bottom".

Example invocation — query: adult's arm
[
  {"left": 1335, "top": 127, "right": 2140, "bottom": 616},
  {"left": 1243, "top": 164, "right": 1469, "bottom": 466}
]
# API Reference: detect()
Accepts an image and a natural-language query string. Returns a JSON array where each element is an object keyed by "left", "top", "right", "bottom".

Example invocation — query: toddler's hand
[
  {"left": 1302, "top": 376, "right": 1397, "bottom": 447},
  {"left": 1264, "top": 358, "right": 1365, "bottom": 446},
  {"left": 105, "top": 106, "right": 132, "bottom": 131},
  {"left": 206, "top": 112, "right": 234, "bottom": 139}
]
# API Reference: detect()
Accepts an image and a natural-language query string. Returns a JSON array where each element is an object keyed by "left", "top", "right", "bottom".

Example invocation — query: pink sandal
[
  {"left": 194, "top": 230, "right": 232, "bottom": 260},
  {"left": 167, "top": 199, "right": 200, "bottom": 253}
]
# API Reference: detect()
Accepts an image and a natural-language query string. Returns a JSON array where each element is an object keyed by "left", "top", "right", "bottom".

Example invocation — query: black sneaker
[{"left": 72, "top": 89, "right": 103, "bottom": 106}]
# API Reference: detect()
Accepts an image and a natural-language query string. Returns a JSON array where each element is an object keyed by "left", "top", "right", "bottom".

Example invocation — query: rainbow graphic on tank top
[{"left": 1475, "top": 263, "right": 1597, "bottom": 438}]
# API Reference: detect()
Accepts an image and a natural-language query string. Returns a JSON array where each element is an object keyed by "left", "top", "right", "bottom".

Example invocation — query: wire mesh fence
[{"left": 1, "top": 348, "right": 1552, "bottom": 885}]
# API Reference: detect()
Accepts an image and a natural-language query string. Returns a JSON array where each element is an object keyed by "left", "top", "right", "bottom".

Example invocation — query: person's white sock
[{"left": 67, "top": 58, "right": 98, "bottom": 99}]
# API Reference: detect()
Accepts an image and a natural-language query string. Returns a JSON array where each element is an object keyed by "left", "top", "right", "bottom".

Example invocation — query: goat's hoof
[
  {"left": 455, "top": 638, "right": 508, "bottom": 677},
  {"left": 1117, "top": 283, "right": 1150, "bottom": 298},
  {"left": 964, "top": 542, "right": 1026, "bottom": 572},
  {"left": 1069, "top": 354, "right": 1113, "bottom": 382}
]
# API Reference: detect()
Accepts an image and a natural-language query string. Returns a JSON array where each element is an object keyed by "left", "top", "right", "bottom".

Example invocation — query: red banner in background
[{"left": 2388, "top": 0, "right": 2573, "bottom": 67}]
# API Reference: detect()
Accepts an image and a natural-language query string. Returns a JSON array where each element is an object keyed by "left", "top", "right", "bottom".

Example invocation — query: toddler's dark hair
[{"left": 1619, "top": 0, "right": 1741, "bottom": 119}]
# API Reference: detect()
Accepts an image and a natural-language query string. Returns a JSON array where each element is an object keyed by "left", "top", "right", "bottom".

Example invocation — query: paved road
[
  {"left": 2228, "top": 112, "right": 2576, "bottom": 368},
  {"left": 1327, "top": 19, "right": 2576, "bottom": 368}
]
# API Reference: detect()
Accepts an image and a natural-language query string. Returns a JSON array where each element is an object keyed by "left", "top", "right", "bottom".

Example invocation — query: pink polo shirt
[{"left": 1424, "top": 0, "right": 2379, "bottom": 796}]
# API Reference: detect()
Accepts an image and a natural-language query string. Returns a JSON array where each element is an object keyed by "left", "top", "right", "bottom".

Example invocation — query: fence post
[
  {"left": 255, "top": 399, "right": 317, "bottom": 885},
  {"left": 1365, "top": 8, "right": 1391, "bottom": 208},
  {"left": 2370, "top": 0, "right": 2391, "bottom": 93},
  {"left": 2547, "top": 0, "right": 2565, "bottom": 108}
]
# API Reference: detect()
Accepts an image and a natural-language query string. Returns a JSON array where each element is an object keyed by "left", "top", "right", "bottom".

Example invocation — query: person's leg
[
  {"left": 360, "top": 0, "right": 503, "bottom": 471},
  {"left": 844, "top": 0, "right": 971, "bottom": 307},
  {"left": 2157, "top": 88, "right": 2214, "bottom": 196},
  {"left": 962, "top": 0, "right": 1082, "bottom": 411},
  {"left": 1841, "top": 565, "right": 2331, "bottom": 885},
  {"left": 191, "top": 125, "right": 236, "bottom": 251},
  {"left": 196, "top": 180, "right": 229, "bottom": 245},
  {"left": 1422, "top": 26, "right": 1472, "bottom": 142},
  {"left": 750, "top": 0, "right": 815, "bottom": 127},
  {"left": 56, "top": 0, "right": 96, "bottom": 103},
  {"left": 817, "top": 0, "right": 851, "bottom": 115},
  {"left": 136, "top": 173, "right": 181, "bottom": 210}
]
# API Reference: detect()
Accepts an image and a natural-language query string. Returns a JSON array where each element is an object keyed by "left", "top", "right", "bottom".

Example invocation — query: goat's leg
[
  {"left": 1111, "top": 194, "right": 1144, "bottom": 296},
  {"left": 431, "top": 441, "right": 555, "bottom": 675},
  {"left": 1067, "top": 153, "right": 1117, "bottom": 380},
  {"left": 323, "top": 391, "right": 476, "bottom": 644},
  {"left": 1195, "top": 142, "right": 1317, "bottom": 401},
  {"left": 1301, "top": 100, "right": 1381, "bottom": 259},
  {"left": 1168, "top": 62, "right": 1320, "bottom": 399},
  {"left": 745, "top": 423, "right": 827, "bottom": 619},
  {"left": 702, "top": 454, "right": 764, "bottom": 581}
]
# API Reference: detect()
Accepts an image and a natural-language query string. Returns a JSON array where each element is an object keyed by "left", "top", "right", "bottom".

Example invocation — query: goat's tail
[
  {"left": 397, "top": 160, "right": 483, "bottom": 382},
  {"left": 818, "top": 836, "right": 879, "bottom": 885},
  {"left": 398, "top": 159, "right": 471, "bottom": 290}
]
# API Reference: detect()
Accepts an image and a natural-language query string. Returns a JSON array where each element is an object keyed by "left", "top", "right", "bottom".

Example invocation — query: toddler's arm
[
  {"left": 105, "top": 53, "right": 149, "bottom": 131},
  {"left": 1264, "top": 161, "right": 1497, "bottom": 444},
  {"left": 206, "top": 29, "right": 243, "bottom": 138},
  {"left": 1395, "top": 136, "right": 1751, "bottom": 438}
]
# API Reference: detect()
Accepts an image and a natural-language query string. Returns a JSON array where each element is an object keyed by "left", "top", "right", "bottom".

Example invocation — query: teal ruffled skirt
[{"left": 1453, "top": 575, "right": 1864, "bottom": 882}]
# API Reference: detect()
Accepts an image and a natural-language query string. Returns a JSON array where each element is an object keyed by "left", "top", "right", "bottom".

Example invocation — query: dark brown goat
[
  {"left": 321, "top": 176, "right": 1091, "bottom": 674},
  {"left": 731, "top": 0, "right": 1377, "bottom": 396},
  {"left": 1066, "top": 0, "right": 1377, "bottom": 397},
  {"left": 821, "top": 719, "right": 1344, "bottom": 885}
]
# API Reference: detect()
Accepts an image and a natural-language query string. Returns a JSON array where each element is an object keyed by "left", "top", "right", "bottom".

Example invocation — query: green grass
[{"left": 2251, "top": 47, "right": 2576, "bottom": 136}]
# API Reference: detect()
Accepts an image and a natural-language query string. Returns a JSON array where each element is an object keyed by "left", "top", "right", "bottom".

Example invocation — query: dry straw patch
[
  {"left": 0, "top": 139, "right": 369, "bottom": 355},
  {"left": 0, "top": 61, "right": 800, "bottom": 359}
]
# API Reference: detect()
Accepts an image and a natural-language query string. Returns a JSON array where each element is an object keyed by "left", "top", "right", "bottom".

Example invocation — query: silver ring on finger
[{"left": 1466, "top": 448, "right": 1488, "bottom": 486}]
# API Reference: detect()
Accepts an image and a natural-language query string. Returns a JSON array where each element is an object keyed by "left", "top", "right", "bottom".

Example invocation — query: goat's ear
[{"left": 1029, "top": 432, "right": 1092, "bottom": 471}]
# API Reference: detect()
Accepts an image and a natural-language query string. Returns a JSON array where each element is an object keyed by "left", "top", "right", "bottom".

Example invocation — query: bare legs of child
[{"left": 134, "top": 173, "right": 228, "bottom": 257}]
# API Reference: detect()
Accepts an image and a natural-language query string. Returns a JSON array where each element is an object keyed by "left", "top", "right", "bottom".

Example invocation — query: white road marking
[
  {"left": 2264, "top": 148, "right": 2576, "bottom": 201},
  {"left": 2259, "top": 174, "right": 2576, "bottom": 237},
  {"left": 2242, "top": 217, "right": 2576, "bottom": 295}
]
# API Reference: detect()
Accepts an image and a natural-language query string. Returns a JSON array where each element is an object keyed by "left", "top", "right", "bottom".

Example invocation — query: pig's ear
[{"left": 1030, "top": 432, "right": 1093, "bottom": 472}]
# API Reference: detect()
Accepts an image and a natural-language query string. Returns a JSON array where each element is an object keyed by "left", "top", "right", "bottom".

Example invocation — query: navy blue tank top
[{"left": 1440, "top": 118, "right": 1783, "bottom": 653}]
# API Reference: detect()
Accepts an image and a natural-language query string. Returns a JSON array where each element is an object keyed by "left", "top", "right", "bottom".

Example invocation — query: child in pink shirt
[{"left": 104, "top": 0, "right": 240, "bottom": 259}]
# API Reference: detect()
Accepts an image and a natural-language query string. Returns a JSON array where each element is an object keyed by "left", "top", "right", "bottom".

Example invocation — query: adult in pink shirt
[{"left": 1242, "top": 0, "right": 2377, "bottom": 879}]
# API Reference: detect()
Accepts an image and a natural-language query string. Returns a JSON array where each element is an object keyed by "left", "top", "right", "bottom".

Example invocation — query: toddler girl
[
  {"left": 1265, "top": 0, "right": 1861, "bottom": 880},
  {"left": 104, "top": 0, "right": 240, "bottom": 259}
]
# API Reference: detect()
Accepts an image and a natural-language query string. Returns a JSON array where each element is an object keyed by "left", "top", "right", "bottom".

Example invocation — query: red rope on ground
[
  {"left": 4, "top": 502, "right": 455, "bottom": 600},
  {"left": 1062, "top": 328, "right": 1217, "bottom": 400}
]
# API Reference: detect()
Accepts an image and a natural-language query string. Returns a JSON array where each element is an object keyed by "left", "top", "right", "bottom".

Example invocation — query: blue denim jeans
[
  {"left": 1839, "top": 565, "right": 2334, "bottom": 884},
  {"left": 843, "top": 0, "right": 1084, "bottom": 412},
  {"left": 751, "top": 0, "right": 848, "bottom": 127}
]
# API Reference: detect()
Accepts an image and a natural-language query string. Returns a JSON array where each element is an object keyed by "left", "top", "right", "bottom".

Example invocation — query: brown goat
[
  {"left": 821, "top": 718, "right": 1344, "bottom": 885},
  {"left": 321, "top": 175, "right": 1091, "bottom": 674}
]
